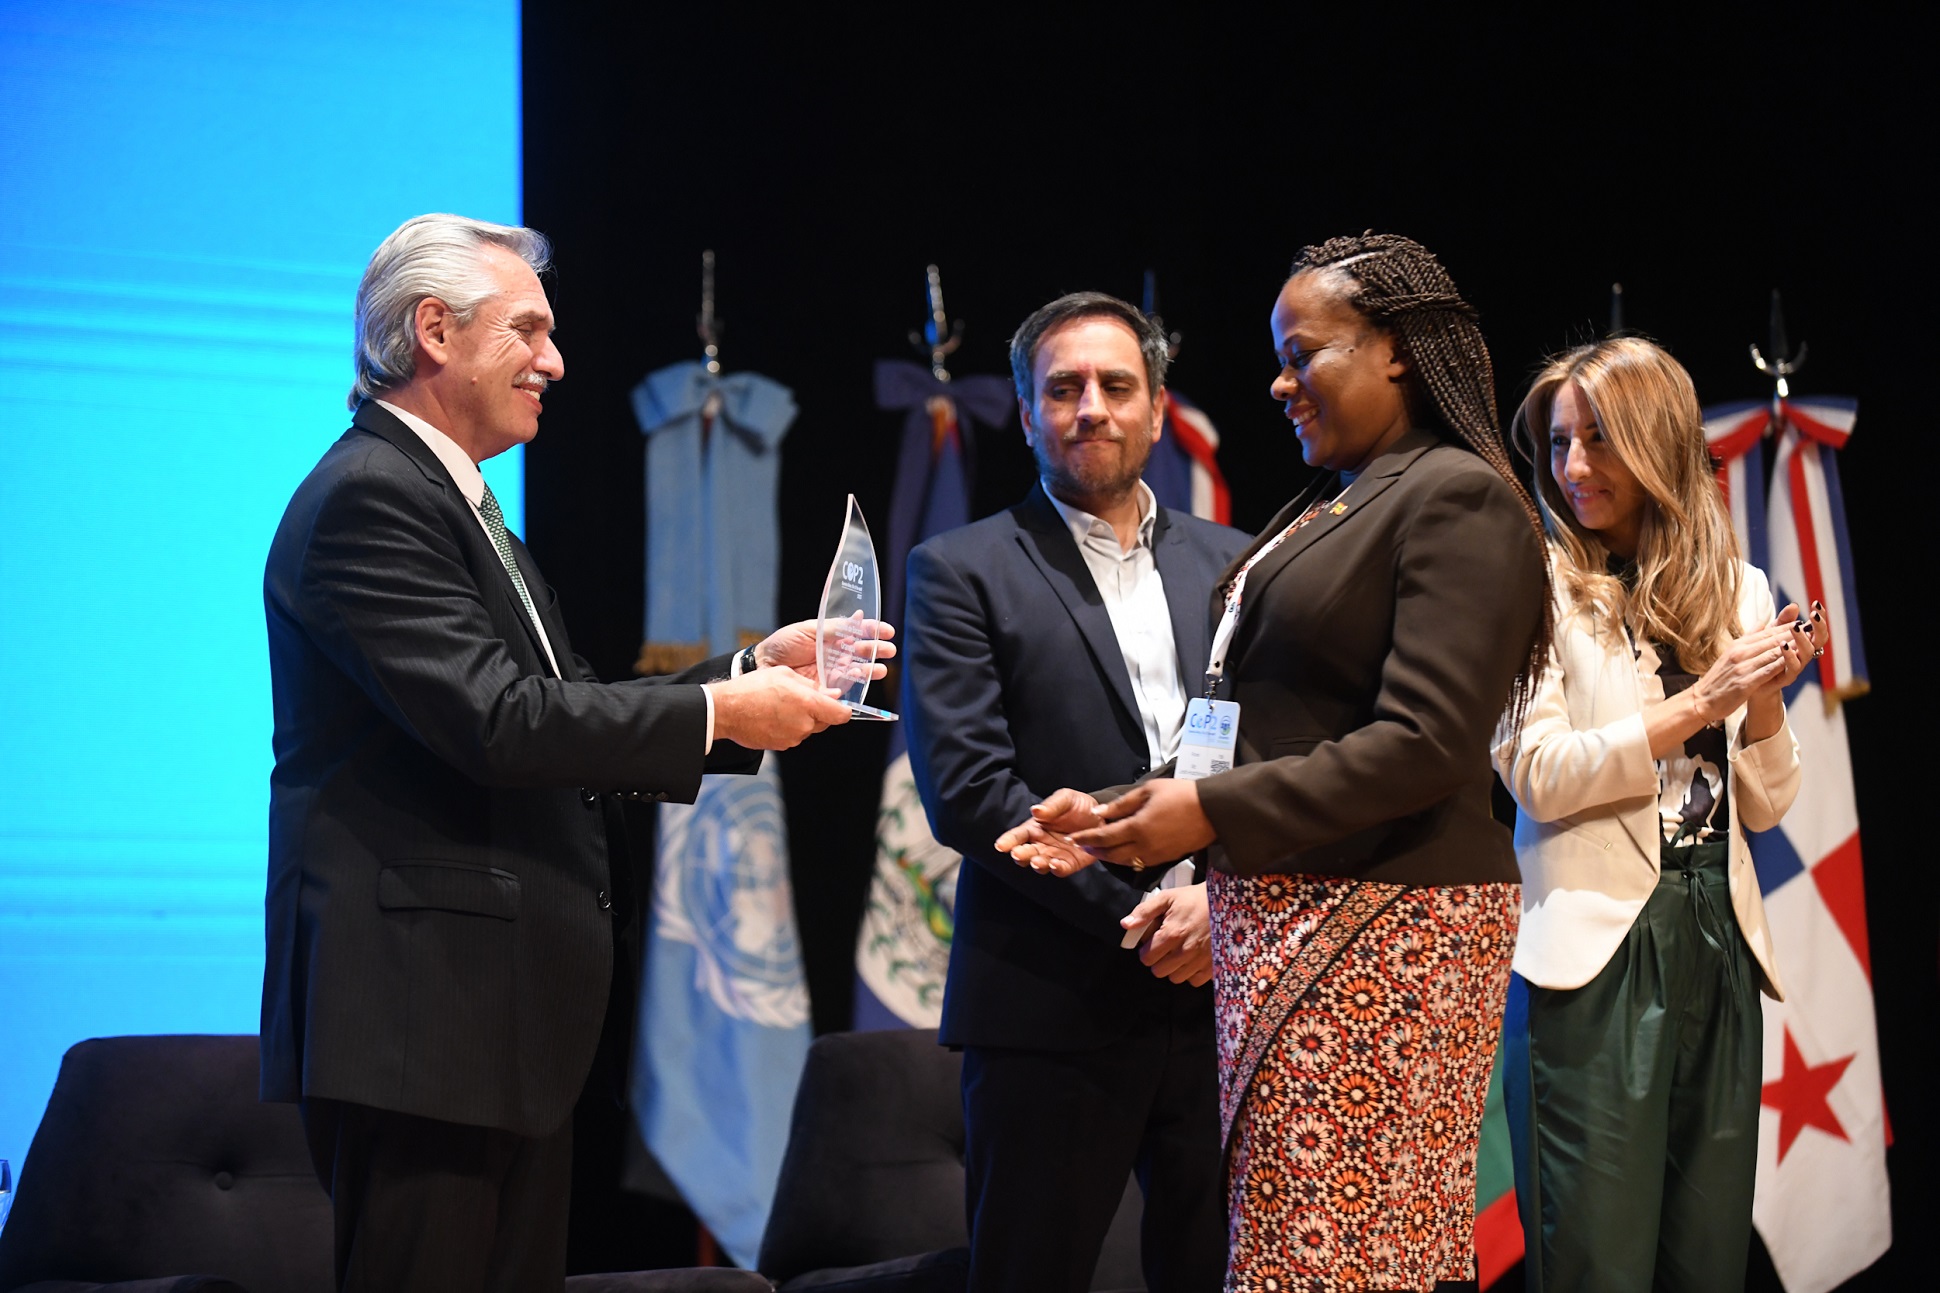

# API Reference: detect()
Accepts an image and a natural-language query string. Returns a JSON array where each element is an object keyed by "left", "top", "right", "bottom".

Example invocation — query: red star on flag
[{"left": 1761, "top": 1025, "right": 1855, "bottom": 1164}]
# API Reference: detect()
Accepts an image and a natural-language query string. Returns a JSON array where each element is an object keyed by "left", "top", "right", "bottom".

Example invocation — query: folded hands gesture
[{"left": 995, "top": 780, "right": 1217, "bottom": 876}]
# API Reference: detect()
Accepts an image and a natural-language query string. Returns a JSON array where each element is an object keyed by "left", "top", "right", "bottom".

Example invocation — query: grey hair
[
  {"left": 1007, "top": 291, "right": 1170, "bottom": 406},
  {"left": 349, "top": 213, "right": 553, "bottom": 409}
]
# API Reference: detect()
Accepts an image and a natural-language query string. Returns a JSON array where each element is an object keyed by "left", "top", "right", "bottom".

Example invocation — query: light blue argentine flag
[{"left": 632, "top": 361, "right": 803, "bottom": 1266}]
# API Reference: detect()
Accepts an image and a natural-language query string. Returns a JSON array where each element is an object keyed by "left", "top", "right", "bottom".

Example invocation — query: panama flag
[{"left": 1704, "top": 397, "right": 1890, "bottom": 1292}]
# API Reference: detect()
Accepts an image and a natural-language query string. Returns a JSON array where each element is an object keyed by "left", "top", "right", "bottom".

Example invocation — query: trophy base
[{"left": 846, "top": 702, "right": 899, "bottom": 722}]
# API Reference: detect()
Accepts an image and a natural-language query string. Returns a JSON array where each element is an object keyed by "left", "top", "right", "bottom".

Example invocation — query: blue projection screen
[{"left": 0, "top": 0, "right": 521, "bottom": 1175}]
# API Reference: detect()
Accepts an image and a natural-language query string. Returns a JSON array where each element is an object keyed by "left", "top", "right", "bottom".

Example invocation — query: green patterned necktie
[{"left": 477, "top": 483, "right": 546, "bottom": 647}]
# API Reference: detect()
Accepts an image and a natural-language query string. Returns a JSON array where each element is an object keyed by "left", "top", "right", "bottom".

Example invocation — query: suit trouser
[
  {"left": 961, "top": 986, "right": 1225, "bottom": 1293},
  {"left": 301, "top": 1096, "right": 576, "bottom": 1293},
  {"left": 1503, "top": 840, "right": 1762, "bottom": 1293}
]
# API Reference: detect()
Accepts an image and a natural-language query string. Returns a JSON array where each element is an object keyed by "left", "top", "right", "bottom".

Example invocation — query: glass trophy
[{"left": 816, "top": 495, "right": 898, "bottom": 721}]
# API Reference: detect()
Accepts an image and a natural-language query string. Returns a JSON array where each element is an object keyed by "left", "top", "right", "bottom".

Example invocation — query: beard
[{"left": 1033, "top": 429, "right": 1153, "bottom": 503}]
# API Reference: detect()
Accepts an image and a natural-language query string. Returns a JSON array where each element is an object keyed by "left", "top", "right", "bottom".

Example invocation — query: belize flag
[
  {"left": 1704, "top": 396, "right": 1890, "bottom": 1292},
  {"left": 853, "top": 360, "right": 1011, "bottom": 1028}
]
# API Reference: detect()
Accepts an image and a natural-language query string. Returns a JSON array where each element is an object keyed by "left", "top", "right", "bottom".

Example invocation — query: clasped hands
[
  {"left": 994, "top": 779, "right": 1215, "bottom": 874},
  {"left": 994, "top": 780, "right": 1218, "bottom": 987},
  {"left": 707, "top": 617, "right": 895, "bottom": 751}
]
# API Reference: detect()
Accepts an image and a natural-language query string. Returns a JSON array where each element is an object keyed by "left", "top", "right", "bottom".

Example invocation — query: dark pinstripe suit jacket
[{"left": 260, "top": 400, "right": 757, "bottom": 1136}]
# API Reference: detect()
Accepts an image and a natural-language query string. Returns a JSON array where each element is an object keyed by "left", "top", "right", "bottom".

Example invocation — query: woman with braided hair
[
  {"left": 1494, "top": 336, "right": 1810, "bottom": 1291},
  {"left": 999, "top": 232, "right": 1548, "bottom": 1291}
]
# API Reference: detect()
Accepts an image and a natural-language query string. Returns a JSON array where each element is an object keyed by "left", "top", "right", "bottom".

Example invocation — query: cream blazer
[{"left": 1493, "top": 560, "right": 1801, "bottom": 999}]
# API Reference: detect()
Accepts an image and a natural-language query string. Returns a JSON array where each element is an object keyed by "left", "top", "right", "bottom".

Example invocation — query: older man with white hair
[{"left": 260, "top": 214, "right": 882, "bottom": 1291}]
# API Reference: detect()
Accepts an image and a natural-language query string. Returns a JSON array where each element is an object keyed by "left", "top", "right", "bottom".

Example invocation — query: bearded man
[{"left": 901, "top": 292, "right": 1247, "bottom": 1292}]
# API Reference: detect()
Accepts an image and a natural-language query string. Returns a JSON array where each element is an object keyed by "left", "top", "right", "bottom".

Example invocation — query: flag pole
[{"left": 1141, "top": 268, "right": 1183, "bottom": 360}]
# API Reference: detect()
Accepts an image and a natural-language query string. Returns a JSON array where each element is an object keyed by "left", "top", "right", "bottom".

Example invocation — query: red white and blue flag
[
  {"left": 1145, "top": 390, "right": 1231, "bottom": 524},
  {"left": 1704, "top": 396, "right": 1890, "bottom": 1292}
]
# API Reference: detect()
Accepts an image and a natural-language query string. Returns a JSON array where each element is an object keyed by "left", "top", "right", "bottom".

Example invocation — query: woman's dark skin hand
[{"left": 1067, "top": 779, "right": 1217, "bottom": 867}]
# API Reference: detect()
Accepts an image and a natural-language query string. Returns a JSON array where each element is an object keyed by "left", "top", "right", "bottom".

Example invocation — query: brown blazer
[{"left": 1195, "top": 427, "right": 1545, "bottom": 886}]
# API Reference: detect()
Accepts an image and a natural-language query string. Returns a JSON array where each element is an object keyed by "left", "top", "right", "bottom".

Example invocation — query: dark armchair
[
  {"left": 0, "top": 1035, "right": 333, "bottom": 1293},
  {"left": 0, "top": 1035, "right": 769, "bottom": 1293}
]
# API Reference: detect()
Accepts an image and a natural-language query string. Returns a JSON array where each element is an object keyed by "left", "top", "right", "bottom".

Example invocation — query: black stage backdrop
[{"left": 524, "top": 8, "right": 1930, "bottom": 1285}]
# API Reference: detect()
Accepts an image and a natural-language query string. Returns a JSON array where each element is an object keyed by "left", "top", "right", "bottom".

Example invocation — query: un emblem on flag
[{"left": 654, "top": 756, "right": 810, "bottom": 1028}]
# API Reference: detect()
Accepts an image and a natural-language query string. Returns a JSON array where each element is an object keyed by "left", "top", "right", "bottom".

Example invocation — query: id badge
[{"left": 1176, "top": 698, "right": 1240, "bottom": 781}]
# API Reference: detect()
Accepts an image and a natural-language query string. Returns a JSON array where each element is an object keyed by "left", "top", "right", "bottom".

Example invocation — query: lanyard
[{"left": 1202, "top": 479, "right": 1352, "bottom": 696}]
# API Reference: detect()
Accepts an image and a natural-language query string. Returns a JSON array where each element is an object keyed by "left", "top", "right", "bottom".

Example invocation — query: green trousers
[{"left": 1504, "top": 840, "right": 1763, "bottom": 1292}]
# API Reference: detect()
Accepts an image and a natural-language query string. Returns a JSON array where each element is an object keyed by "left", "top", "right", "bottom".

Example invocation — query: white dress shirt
[{"left": 1044, "top": 480, "right": 1188, "bottom": 767}]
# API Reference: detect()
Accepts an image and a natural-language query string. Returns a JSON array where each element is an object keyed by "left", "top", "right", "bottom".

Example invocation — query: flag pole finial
[
  {"left": 697, "top": 249, "right": 723, "bottom": 375},
  {"left": 1750, "top": 287, "right": 1807, "bottom": 404},
  {"left": 909, "top": 264, "right": 964, "bottom": 382}
]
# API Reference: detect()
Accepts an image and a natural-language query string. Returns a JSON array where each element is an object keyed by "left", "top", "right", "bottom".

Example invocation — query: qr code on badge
[{"left": 1210, "top": 759, "right": 1231, "bottom": 775}]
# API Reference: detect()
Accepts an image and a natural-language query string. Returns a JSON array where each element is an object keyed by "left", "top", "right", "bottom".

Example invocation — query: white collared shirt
[{"left": 1043, "top": 480, "right": 1188, "bottom": 766}]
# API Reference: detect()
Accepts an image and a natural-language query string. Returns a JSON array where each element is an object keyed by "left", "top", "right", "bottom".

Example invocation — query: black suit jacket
[
  {"left": 1195, "top": 428, "right": 1546, "bottom": 885},
  {"left": 260, "top": 401, "right": 757, "bottom": 1137},
  {"left": 904, "top": 484, "right": 1249, "bottom": 1050}
]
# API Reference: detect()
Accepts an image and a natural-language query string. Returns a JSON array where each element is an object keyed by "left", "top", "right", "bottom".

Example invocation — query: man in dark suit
[
  {"left": 262, "top": 214, "right": 875, "bottom": 1292},
  {"left": 902, "top": 292, "right": 1249, "bottom": 1292}
]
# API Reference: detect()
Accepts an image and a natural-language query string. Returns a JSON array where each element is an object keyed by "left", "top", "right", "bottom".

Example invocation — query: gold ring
[{"left": 1131, "top": 856, "right": 1147, "bottom": 873}]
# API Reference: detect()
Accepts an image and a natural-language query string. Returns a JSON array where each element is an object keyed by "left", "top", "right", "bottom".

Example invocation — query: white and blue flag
[{"left": 631, "top": 361, "right": 806, "bottom": 1266}]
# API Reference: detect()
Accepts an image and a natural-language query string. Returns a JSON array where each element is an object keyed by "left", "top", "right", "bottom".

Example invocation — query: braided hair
[{"left": 1291, "top": 231, "right": 1553, "bottom": 722}]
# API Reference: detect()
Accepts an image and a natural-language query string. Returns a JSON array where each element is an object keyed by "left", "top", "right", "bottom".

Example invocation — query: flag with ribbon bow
[
  {"left": 854, "top": 359, "right": 1012, "bottom": 1029},
  {"left": 1144, "top": 389, "right": 1231, "bottom": 524},
  {"left": 1704, "top": 396, "right": 1867, "bottom": 703},
  {"left": 1704, "top": 394, "right": 1889, "bottom": 1293},
  {"left": 630, "top": 359, "right": 809, "bottom": 1267}
]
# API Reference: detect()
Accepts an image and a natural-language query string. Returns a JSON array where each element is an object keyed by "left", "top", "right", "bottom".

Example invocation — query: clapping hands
[{"left": 1686, "top": 600, "right": 1826, "bottom": 725}]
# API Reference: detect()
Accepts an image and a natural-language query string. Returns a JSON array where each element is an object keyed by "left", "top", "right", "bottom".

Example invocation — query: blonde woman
[{"left": 1495, "top": 336, "right": 1818, "bottom": 1291}]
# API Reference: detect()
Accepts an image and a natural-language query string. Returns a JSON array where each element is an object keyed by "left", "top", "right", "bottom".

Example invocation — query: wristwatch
[{"left": 738, "top": 643, "right": 760, "bottom": 675}]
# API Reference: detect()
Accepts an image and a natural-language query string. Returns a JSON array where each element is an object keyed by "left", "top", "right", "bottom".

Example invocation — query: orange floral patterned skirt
[{"left": 1209, "top": 873, "right": 1518, "bottom": 1293}]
